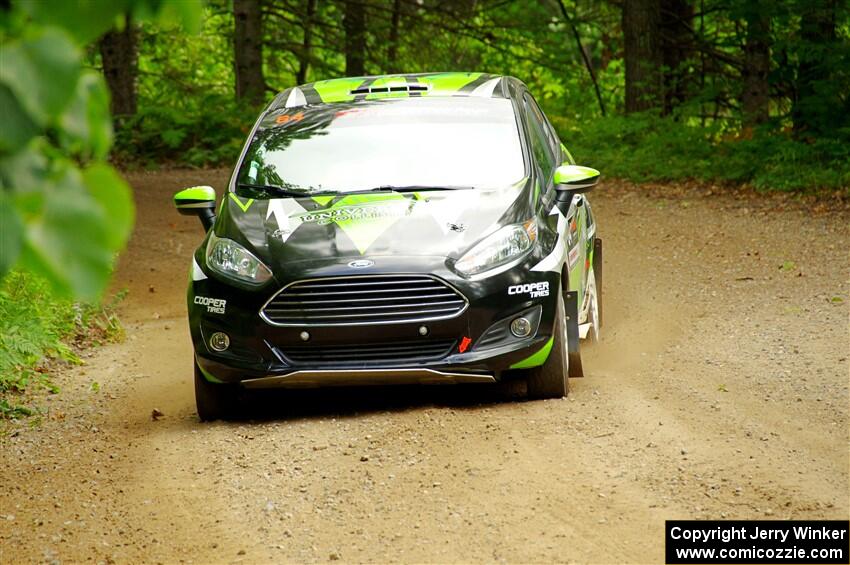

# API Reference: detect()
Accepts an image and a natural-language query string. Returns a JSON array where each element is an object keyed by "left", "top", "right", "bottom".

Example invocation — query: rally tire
[
  {"left": 526, "top": 292, "right": 569, "bottom": 399},
  {"left": 194, "top": 362, "right": 238, "bottom": 422}
]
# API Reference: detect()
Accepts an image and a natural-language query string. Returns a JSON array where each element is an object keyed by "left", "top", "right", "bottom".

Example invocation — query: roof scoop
[{"left": 350, "top": 84, "right": 429, "bottom": 95}]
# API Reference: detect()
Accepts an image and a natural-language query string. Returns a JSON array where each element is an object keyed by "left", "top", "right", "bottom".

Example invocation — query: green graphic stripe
[
  {"left": 312, "top": 195, "right": 334, "bottom": 206},
  {"left": 304, "top": 73, "right": 492, "bottom": 103},
  {"left": 198, "top": 363, "right": 225, "bottom": 383},
  {"left": 323, "top": 193, "right": 408, "bottom": 254},
  {"left": 510, "top": 336, "right": 554, "bottom": 369},
  {"left": 313, "top": 77, "right": 366, "bottom": 103},
  {"left": 278, "top": 191, "right": 426, "bottom": 255},
  {"left": 228, "top": 192, "right": 254, "bottom": 212},
  {"left": 425, "top": 72, "right": 483, "bottom": 92}
]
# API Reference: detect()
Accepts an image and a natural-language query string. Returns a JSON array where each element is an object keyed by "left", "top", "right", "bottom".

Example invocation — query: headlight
[
  {"left": 454, "top": 219, "right": 537, "bottom": 277},
  {"left": 205, "top": 232, "right": 272, "bottom": 285}
]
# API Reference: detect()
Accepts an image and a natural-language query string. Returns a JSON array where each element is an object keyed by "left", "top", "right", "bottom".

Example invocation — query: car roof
[{"left": 269, "top": 72, "right": 519, "bottom": 111}]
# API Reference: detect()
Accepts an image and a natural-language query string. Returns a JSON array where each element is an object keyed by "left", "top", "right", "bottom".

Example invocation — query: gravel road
[{"left": 2, "top": 170, "right": 847, "bottom": 564}]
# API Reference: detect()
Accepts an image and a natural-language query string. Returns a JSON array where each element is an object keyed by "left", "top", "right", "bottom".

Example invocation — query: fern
[{"left": 0, "top": 271, "right": 125, "bottom": 419}]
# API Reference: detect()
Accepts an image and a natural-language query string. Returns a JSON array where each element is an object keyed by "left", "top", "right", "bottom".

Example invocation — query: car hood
[{"left": 219, "top": 182, "right": 532, "bottom": 272}]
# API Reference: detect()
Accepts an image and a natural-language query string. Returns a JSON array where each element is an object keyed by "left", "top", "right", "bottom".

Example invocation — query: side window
[
  {"left": 524, "top": 94, "right": 560, "bottom": 158},
  {"left": 523, "top": 94, "right": 556, "bottom": 179}
]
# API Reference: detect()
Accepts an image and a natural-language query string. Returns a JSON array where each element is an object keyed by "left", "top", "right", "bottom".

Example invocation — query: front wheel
[
  {"left": 194, "top": 361, "right": 238, "bottom": 421},
  {"left": 526, "top": 292, "right": 569, "bottom": 399}
]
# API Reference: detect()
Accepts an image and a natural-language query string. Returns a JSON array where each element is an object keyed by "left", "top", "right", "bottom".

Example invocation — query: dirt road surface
[{"left": 2, "top": 170, "right": 848, "bottom": 564}]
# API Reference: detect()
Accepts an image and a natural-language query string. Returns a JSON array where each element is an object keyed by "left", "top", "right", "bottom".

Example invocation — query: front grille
[
  {"left": 279, "top": 338, "right": 456, "bottom": 367},
  {"left": 261, "top": 275, "right": 467, "bottom": 326}
]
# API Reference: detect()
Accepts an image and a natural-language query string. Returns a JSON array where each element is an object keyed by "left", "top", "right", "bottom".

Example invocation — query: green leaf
[
  {"left": 0, "top": 145, "right": 49, "bottom": 195},
  {"left": 153, "top": 0, "right": 203, "bottom": 34},
  {"left": 18, "top": 0, "right": 130, "bottom": 44},
  {"left": 82, "top": 163, "right": 135, "bottom": 250},
  {"left": 0, "top": 192, "right": 23, "bottom": 278},
  {"left": 0, "top": 84, "right": 39, "bottom": 155},
  {"left": 0, "top": 29, "right": 81, "bottom": 126},
  {"left": 60, "top": 71, "right": 114, "bottom": 160},
  {"left": 17, "top": 165, "right": 115, "bottom": 301}
]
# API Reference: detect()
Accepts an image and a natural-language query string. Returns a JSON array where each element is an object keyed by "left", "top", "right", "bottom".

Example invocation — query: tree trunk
[
  {"left": 793, "top": 0, "right": 836, "bottom": 135},
  {"left": 558, "top": 0, "right": 606, "bottom": 116},
  {"left": 623, "top": 0, "right": 663, "bottom": 113},
  {"left": 233, "top": 0, "right": 266, "bottom": 104},
  {"left": 741, "top": 1, "right": 771, "bottom": 126},
  {"left": 386, "top": 0, "right": 402, "bottom": 73},
  {"left": 297, "top": 0, "right": 318, "bottom": 84},
  {"left": 660, "top": 0, "right": 692, "bottom": 115},
  {"left": 99, "top": 15, "right": 138, "bottom": 117},
  {"left": 344, "top": 0, "right": 367, "bottom": 76}
]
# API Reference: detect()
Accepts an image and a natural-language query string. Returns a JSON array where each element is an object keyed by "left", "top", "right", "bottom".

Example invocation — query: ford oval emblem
[{"left": 347, "top": 259, "right": 374, "bottom": 269}]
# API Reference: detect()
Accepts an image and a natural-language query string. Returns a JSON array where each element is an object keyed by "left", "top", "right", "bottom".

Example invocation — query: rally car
[{"left": 174, "top": 72, "right": 602, "bottom": 421}]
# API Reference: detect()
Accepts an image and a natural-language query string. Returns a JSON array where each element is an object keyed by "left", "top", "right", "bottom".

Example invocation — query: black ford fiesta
[{"left": 174, "top": 72, "right": 602, "bottom": 421}]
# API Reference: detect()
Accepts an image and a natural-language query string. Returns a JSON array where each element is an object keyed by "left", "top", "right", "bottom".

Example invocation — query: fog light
[
  {"left": 209, "top": 332, "right": 230, "bottom": 352},
  {"left": 510, "top": 317, "right": 532, "bottom": 338}
]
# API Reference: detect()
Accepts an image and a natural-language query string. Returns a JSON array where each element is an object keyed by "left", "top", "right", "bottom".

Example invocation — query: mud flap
[
  {"left": 593, "top": 237, "right": 603, "bottom": 327},
  {"left": 564, "top": 290, "right": 584, "bottom": 378}
]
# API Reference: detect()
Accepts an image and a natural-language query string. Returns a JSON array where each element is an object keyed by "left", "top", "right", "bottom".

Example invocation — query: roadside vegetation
[
  {"left": 558, "top": 114, "right": 850, "bottom": 193},
  {"left": 0, "top": 272, "right": 125, "bottom": 419}
]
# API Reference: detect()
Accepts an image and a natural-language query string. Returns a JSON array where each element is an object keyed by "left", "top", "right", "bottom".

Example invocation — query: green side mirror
[
  {"left": 553, "top": 165, "right": 600, "bottom": 194},
  {"left": 174, "top": 185, "right": 216, "bottom": 230}
]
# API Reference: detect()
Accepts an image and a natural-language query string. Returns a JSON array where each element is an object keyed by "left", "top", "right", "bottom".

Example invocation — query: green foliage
[
  {"left": 0, "top": 271, "right": 125, "bottom": 419},
  {"left": 113, "top": 97, "right": 253, "bottom": 167},
  {"left": 556, "top": 113, "right": 850, "bottom": 192},
  {"left": 108, "top": 1, "right": 848, "bottom": 191},
  {"left": 106, "top": 7, "right": 248, "bottom": 167},
  {"left": 0, "top": 0, "right": 202, "bottom": 301},
  {"left": 0, "top": 25, "right": 126, "bottom": 301}
]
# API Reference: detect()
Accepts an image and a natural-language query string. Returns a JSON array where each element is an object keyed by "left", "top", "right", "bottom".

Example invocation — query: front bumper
[
  {"left": 241, "top": 368, "right": 497, "bottom": 388},
  {"left": 189, "top": 253, "right": 561, "bottom": 387}
]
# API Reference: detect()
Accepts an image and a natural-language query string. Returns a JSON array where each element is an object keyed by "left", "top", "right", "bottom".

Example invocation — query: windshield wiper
[
  {"left": 360, "top": 185, "right": 475, "bottom": 194},
  {"left": 237, "top": 182, "right": 333, "bottom": 198},
  {"left": 239, "top": 182, "right": 474, "bottom": 197}
]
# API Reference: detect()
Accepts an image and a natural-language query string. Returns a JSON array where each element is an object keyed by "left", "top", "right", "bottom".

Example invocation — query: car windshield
[{"left": 236, "top": 97, "right": 526, "bottom": 195}]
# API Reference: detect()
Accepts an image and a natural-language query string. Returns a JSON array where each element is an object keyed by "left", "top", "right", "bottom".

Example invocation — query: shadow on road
[{"left": 226, "top": 378, "right": 529, "bottom": 424}]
